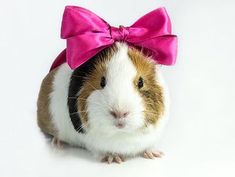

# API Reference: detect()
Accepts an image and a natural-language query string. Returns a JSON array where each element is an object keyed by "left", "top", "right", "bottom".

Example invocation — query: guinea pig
[{"left": 37, "top": 42, "right": 169, "bottom": 163}]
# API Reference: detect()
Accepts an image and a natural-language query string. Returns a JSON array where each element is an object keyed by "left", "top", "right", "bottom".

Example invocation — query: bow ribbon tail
[{"left": 50, "top": 49, "right": 67, "bottom": 71}]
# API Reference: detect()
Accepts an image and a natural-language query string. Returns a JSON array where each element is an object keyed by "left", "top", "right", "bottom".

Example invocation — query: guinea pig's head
[{"left": 77, "top": 43, "right": 165, "bottom": 133}]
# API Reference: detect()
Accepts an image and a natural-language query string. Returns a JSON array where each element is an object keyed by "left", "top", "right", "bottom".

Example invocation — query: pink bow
[{"left": 50, "top": 6, "right": 177, "bottom": 70}]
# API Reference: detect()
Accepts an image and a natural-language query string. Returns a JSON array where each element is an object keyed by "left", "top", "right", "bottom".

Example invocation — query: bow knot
[
  {"left": 50, "top": 6, "right": 178, "bottom": 70},
  {"left": 110, "top": 25, "right": 129, "bottom": 41}
]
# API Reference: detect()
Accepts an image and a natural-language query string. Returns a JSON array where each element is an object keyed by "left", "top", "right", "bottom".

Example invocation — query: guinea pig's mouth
[
  {"left": 113, "top": 119, "right": 126, "bottom": 129},
  {"left": 115, "top": 122, "right": 125, "bottom": 129}
]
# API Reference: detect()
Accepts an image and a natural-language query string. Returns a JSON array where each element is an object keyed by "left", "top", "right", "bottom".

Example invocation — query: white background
[{"left": 0, "top": 0, "right": 235, "bottom": 177}]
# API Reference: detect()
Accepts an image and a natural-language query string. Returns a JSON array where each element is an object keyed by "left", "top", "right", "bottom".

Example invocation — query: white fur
[
  {"left": 49, "top": 64, "right": 85, "bottom": 146},
  {"left": 49, "top": 43, "right": 169, "bottom": 157}
]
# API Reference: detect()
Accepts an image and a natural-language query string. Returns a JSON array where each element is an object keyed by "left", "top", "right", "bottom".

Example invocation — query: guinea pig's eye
[
  {"left": 137, "top": 77, "right": 144, "bottom": 89},
  {"left": 100, "top": 76, "right": 106, "bottom": 88}
]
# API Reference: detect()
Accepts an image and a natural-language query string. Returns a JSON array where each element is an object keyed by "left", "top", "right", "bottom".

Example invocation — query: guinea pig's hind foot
[
  {"left": 101, "top": 154, "right": 124, "bottom": 164},
  {"left": 51, "top": 137, "right": 63, "bottom": 148},
  {"left": 142, "top": 150, "right": 164, "bottom": 159}
]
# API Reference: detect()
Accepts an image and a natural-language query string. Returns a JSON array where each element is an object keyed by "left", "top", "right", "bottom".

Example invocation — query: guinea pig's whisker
[
  {"left": 68, "top": 96, "right": 78, "bottom": 99},
  {"left": 143, "top": 99, "right": 160, "bottom": 105},
  {"left": 70, "top": 111, "right": 88, "bottom": 116},
  {"left": 75, "top": 98, "right": 87, "bottom": 101},
  {"left": 70, "top": 112, "right": 79, "bottom": 115},
  {"left": 144, "top": 102, "right": 155, "bottom": 106},
  {"left": 144, "top": 110, "right": 157, "bottom": 112},
  {"left": 68, "top": 97, "right": 109, "bottom": 110},
  {"left": 76, "top": 98, "right": 109, "bottom": 113},
  {"left": 76, "top": 98, "right": 105, "bottom": 107},
  {"left": 73, "top": 73, "right": 113, "bottom": 111},
  {"left": 85, "top": 80, "right": 99, "bottom": 90},
  {"left": 142, "top": 110, "right": 158, "bottom": 114},
  {"left": 76, "top": 124, "right": 86, "bottom": 132},
  {"left": 74, "top": 97, "right": 98, "bottom": 104},
  {"left": 143, "top": 109, "right": 158, "bottom": 113},
  {"left": 145, "top": 112, "right": 157, "bottom": 116},
  {"left": 85, "top": 81, "right": 112, "bottom": 110},
  {"left": 69, "top": 96, "right": 108, "bottom": 111},
  {"left": 69, "top": 80, "right": 112, "bottom": 111}
]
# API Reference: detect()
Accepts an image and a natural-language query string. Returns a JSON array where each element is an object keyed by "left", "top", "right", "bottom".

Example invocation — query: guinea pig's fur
[{"left": 37, "top": 42, "right": 169, "bottom": 158}]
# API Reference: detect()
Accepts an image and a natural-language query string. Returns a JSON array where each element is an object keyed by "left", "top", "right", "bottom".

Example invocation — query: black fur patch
[
  {"left": 67, "top": 59, "right": 96, "bottom": 133},
  {"left": 67, "top": 45, "right": 117, "bottom": 133}
]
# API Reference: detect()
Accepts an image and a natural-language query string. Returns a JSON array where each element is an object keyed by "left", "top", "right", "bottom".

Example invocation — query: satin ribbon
[{"left": 50, "top": 6, "right": 177, "bottom": 70}]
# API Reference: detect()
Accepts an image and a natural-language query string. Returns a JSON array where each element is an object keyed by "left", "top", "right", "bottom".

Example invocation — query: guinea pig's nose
[{"left": 110, "top": 110, "right": 129, "bottom": 119}]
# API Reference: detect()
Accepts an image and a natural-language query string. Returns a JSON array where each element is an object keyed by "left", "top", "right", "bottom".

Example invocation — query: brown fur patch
[
  {"left": 37, "top": 68, "right": 58, "bottom": 136},
  {"left": 77, "top": 45, "right": 118, "bottom": 127},
  {"left": 128, "top": 47, "right": 165, "bottom": 125}
]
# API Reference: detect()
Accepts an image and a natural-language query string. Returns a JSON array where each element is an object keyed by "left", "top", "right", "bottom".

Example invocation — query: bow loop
[
  {"left": 61, "top": 6, "right": 110, "bottom": 39},
  {"left": 50, "top": 6, "right": 178, "bottom": 70}
]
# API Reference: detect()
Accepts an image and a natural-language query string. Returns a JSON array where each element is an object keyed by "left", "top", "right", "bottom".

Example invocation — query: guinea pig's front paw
[
  {"left": 142, "top": 150, "right": 164, "bottom": 159},
  {"left": 101, "top": 154, "right": 124, "bottom": 164},
  {"left": 51, "top": 137, "right": 63, "bottom": 148}
]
